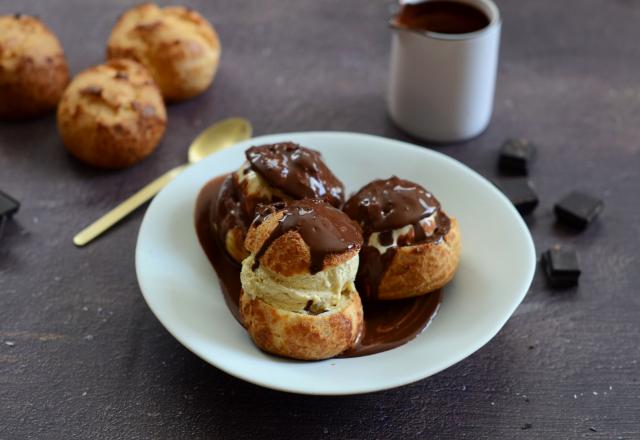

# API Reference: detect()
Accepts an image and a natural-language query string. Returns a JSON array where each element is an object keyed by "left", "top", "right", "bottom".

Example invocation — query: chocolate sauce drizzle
[
  {"left": 251, "top": 199, "right": 363, "bottom": 274},
  {"left": 246, "top": 142, "right": 345, "bottom": 208},
  {"left": 343, "top": 176, "right": 451, "bottom": 299}
]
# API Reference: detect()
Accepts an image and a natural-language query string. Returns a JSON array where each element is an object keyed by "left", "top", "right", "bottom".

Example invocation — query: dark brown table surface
[{"left": 1, "top": 0, "right": 639, "bottom": 438}]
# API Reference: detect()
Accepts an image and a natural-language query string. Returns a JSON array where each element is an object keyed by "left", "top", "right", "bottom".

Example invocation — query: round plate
[{"left": 135, "top": 132, "right": 535, "bottom": 395}]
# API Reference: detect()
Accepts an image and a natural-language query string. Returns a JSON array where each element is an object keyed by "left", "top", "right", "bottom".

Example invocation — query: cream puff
[
  {"left": 239, "top": 199, "right": 363, "bottom": 360},
  {"left": 56, "top": 59, "right": 166, "bottom": 169},
  {"left": 212, "top": 142, "right": 345, "bottom": 263},
  {"left": 107, "top": 3, "right": 220, "bottom": 102},
  {"left": 343, "top": 176, "right": 461, "bottom": 301},
  {"left": 0, "top": 14, "right": 70, "bottom": 119}
]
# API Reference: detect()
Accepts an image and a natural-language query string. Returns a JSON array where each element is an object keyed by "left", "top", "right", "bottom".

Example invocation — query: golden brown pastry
[
  {"left": 239, "top": 199, "right": 364, "bottom": 360},
  {"left": 0, "top": 14, "right": 70, "bottom": 119},
  {"left": 213, "top": 142, "right": 345, "bottom": 263},
  {"left": 107, "top": 3, "right": 220, "bottom": 102},
  {"left": 378, "top": 217, "right": 460, "bottom": 299},
  {"left": 344, "top": 176, "right": 461, "bottom": 300},
  {"left": 56, "top": 59, "right": 166, "bottom": 169}
]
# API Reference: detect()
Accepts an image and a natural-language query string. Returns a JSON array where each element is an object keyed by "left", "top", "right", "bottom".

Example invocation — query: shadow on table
[{"left": 161, "top": 339, "right": 511, "bottom": 439}]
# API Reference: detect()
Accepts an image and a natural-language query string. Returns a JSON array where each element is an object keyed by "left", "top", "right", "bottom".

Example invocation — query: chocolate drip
[
  {"left": 196, "top": 175, "right": 243, "bottom": 322},
  {"left": 356, "top": 247, "right": 398, "bottom": 300},
  {"left": 343, "top": 176, "right": 451, "bottom": 299},
  {"left": 213, "top": 175, "right": 249, "bottom": 248},
  {"left": 252, "top": 199, "right": 362, "bottom": 274},
  {"left": 412, "top": 222, "right": 427, "bottom": 243},
  {"left": 246, "top": 142, "right": 345, "bottom": 208},
  {"left": 378, "top": 230, "right": 394, "bottom": 247}
]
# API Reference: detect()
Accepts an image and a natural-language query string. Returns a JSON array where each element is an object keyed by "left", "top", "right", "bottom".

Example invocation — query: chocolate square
[
  {"left": 541, "top": 247, "right": 581, "bottom": 287},
  {"left": 498, "top": 138, "right": 536, "bottom": 175},
  {"left": 554, "top": 191, "right": 603, "bottom": 229},
  {"left": 496, "top": 178, "right": 539, "bottom": 215},
  {"left": 0, "top": 191, "right": 20, "bottom": 219}
]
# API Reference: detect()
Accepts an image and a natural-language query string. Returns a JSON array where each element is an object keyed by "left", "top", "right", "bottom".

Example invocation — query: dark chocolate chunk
[
  {"left": 554, "top": 191, "right": 603, "bottom": 229},
  {"left": 541, "top": 246, "right": 581, "bottom": 288},
  {"left": 496, "top": 178, "right": 538, "bottom": 215},
  {"left": 498, "top": 138, "right": 536, "bottom": 175},
  {"left": 0, "top": 191, "right": 20, "bottom": 219}
]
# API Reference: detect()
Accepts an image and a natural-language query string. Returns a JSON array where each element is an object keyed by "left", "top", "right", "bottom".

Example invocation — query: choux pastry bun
[
  {"left": 107, "top": 3, "right": 220, "bottom": 102},
  {"left": 56, "top": 58, "right": 166, "bottom": 169},
  {"left": 0, "top": 14, "right": 70, "bottom": 119}
]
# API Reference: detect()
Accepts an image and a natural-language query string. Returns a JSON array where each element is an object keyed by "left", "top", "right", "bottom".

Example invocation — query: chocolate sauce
[
  {"left": 246, "top": 143, "right": 345, "bottom": 208},
  {"left": 195, "top": 175, "right": 243, "bottom": 322},
  {"left": 251, "top": 199, "right": 362, "bottom": 274},
  {"left": 344, "top": 176, "right": 439, "bottom": 234},
  {"left": 195, "top": 176, "right": 442, "bottom": 357},
  {"left": 340, "top": 291, "right": 442, "bottom": 358},
  {"left": 356, "top": 246, "right": 399, "bottom": 302},
  {"left": 214, "top": 175, "right": 249, "bottom": 246},
  {"left": 393, "top": 1, "right": 490, "bottom": 35},
  {"left": 344, "top": 177, "right": 451, "bottom": 299}
]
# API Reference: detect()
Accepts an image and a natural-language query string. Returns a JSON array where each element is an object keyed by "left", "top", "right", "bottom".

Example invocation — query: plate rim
[{"left": 135, "top": 130, "right": 536, "bottom": 395}]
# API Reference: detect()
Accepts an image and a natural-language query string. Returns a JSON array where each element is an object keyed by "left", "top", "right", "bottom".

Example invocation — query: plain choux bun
[
  {"left": 57, "top": 58, "right": 166, "bottom": 169},
  {"left": 377, "top": 217, "right": 461, "bottom": 300},
  {"left": 0, "top": 14, "right": 70, "bottom": 119},
  {"left": 107, "top": 3, "right": 220, "bottom": 102},
  {"left": 239, "top": 285, "right": 363, "bottom": 360}
]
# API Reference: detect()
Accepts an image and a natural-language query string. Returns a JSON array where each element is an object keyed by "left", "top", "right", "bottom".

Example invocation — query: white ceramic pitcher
[{"left": 388, "top": 0, "right": 501, "bottom": 143}]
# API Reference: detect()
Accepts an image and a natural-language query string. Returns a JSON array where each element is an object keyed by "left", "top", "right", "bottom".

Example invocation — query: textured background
[{"left": 1, "top": 0, "right": 639, "bottom": 438}]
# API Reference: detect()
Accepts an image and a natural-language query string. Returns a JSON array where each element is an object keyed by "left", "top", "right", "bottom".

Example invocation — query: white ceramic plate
[{"left": 136, "top": 132, "right": 535, "bottom": 395}]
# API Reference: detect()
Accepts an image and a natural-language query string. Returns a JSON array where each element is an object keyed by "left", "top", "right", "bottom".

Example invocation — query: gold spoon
[{"left": 73, "top": 117, "right": 252, "bottom": 247}]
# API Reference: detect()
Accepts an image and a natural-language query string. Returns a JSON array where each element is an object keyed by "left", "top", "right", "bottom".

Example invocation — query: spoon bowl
[{"left": 188, "top": 118, "right": 252, "bottom": 164}]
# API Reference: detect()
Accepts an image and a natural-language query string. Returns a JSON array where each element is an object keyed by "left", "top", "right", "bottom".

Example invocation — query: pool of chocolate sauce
[{"left": 195, "top": 175, "right": 442, "bottom": 358}]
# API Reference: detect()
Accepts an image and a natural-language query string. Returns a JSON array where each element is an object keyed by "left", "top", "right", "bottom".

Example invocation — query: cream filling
[
  {"left": 368, "top": 212, "right": 437, "bottom": 254},
  {"left": 240, "top": 254, "right": 359, "bottom": 314},
  {"left": 234, "top": 161, "right": 289, "bottom": 201}
]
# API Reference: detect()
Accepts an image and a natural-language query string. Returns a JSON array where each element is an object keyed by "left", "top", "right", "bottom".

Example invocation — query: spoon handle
[{"left": 73, "top": 164, "right": 188, "bottom": 247}]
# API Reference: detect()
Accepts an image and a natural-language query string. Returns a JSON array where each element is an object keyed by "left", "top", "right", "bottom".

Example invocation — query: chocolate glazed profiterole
[
  {"left": 245, "top": 143, "right": 344, "bottom": 207},
  {"left": 240, "top": 199, "right": 364, "bottom": 360},
  {"left": 344, "top": 176, "right": 461, "bottom": 301},
  {"left": 212, "top": 142, "right": 345, "bottom": 263}
]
